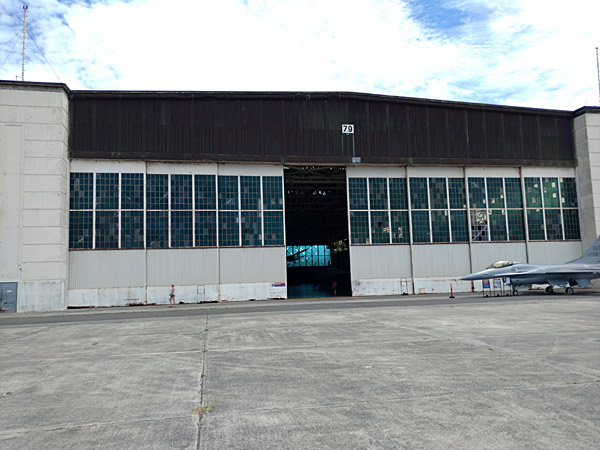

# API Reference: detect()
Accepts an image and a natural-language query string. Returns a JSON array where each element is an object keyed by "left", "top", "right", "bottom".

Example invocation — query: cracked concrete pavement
[{"left": 1, "top": 293, "right": 599, "bottom": 449}]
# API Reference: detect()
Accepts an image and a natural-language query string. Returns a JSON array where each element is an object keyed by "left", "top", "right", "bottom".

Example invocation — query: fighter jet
[{"left": 461, "top": 235, "right": 600, "bottom": 295}]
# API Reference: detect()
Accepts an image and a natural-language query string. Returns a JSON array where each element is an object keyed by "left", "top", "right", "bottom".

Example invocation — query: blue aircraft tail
[{"left": 568, "top": 235, "right": 600, "bottom": 264}]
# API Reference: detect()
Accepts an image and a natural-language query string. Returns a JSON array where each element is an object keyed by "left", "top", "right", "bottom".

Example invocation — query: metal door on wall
[{"left": 0, "top": 282, "right": 18, "bottom": 312}]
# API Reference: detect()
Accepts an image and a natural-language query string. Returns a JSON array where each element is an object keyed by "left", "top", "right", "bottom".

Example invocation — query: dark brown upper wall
[{"left": 69, "top": 91, "right": 576, "bottom": 166}]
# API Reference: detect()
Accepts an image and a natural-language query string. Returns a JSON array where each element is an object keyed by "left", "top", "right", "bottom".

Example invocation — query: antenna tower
[
  {"left": 596, "top": 47, "right": 600, "bottom": 105},
  {"left": 21, "top": 5, "right": 28, "bottom": 82}
]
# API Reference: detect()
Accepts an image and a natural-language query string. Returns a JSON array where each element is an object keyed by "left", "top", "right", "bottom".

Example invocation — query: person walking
[{"left": 169, "top": 284, "right": 176, "bottom": 306}]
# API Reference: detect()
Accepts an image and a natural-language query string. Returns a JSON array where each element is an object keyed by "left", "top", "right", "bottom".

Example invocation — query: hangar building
[{"left": 1, "top": 81, "right": 599, "bottom": 312}]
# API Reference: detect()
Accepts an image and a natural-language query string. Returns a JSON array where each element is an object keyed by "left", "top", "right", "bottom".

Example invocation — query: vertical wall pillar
[
  {"left": 574, "top": 108, "right": 600, "bottom": 249},
  {"left": 0, "top": 83, "right": 70, "bottom": 312}
]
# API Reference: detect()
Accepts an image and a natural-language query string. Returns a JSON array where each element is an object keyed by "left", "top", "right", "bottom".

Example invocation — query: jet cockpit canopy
[{"left": 486, "top": 260, "right": 515, "bottom": 269}]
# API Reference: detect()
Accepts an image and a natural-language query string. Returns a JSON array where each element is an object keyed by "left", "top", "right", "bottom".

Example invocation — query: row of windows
[
  {"left": 349, "top": 177, "right": 577, "bottom": 211},
  {"left": 69, "top": 173, "right": 284, "bottom": 249},
  {"left": 71, "top": 173, "right": 284, "bottom": 211},
  {"left": 348, "top": 176, "right": 580, "bottom": 244}
]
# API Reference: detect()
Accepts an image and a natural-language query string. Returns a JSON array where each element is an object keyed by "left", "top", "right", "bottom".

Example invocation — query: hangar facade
[{"left": 1, "top": 81, "right": 599, "bottom": 312}]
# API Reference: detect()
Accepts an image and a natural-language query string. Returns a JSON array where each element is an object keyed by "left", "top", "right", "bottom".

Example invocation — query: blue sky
[{"left": 1, "top": 0, "right": 599, "bottom": 110}]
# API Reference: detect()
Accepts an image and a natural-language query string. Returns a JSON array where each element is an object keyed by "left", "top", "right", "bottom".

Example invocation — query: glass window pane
[
  {"left": 486, "top": 178, "right": 505, "bottom": 209},
  {"left": 218, "top": 176, "right": 238, "bottom": 210},
  {"left": 560, "top": 178, "right": 578, "bottom": 207},
  {"left": 171, "top": 174, "right": 192, "bottom": 210},
  {"left": 431, "top": 210, "right": 449, "bottom": 242},
  {"left": 348, "top": 178, "right": 368, "bottom": 210},
  {"left": 429, "top": 178, "right": 448, "bottom": 210},
  {"left": 545, "top": 209, "right": 563, "bottom": 240},
  {"left": 69, "top": 210, "right": 93, "bottom": 249},
  {"left": 505, "top": 178, "right": 523, "bottom": 208},
  {"left": 96, "top": 173, "right": 119, "bottom": 210},
  {"left": 171, "top": 210, "right": 193, "bottom": 247},
  {"left": 410, "top": 178, "right": 429, "bottom": 210},
  {"left": 146, "top": 210, "right": 169, "bottom": 248},
  {"left": 147, "top": 174, "right": 168, "bottom": 210},
  {"left": 450, "top": 210, "right": 469, "bottom": 242},
  {"left": 470, "top": 209, "right": 488, "bottom": 241},
  {"left": 389, "top": 178, "right": 408, "bottom": 210},
  {"left": 489, "top": 209, "right": 507, "bottom": 241},
  {"left": 430, "top": 210, "right": 449, "bottom": 242},
  {"left": 241, "top": 176, "right": 261, "bottom": 210},
  {"left": 411, "top": 211, "right": 430, "bottom": 243},
  {"left": 468, "top": 178, "right": 486, "bottom": 209},
  {"left": 121, "top": 211, "right": 144, "bottom": 249},
  {"left": 350, "top": 211, "right": 369, "bottom": 244},
  {"left": 525, "top": 178, "right": 542, "bottom": 207},
  {"left": 391, "top": 210, "right": 410, "bottom": 243},
  {"left": 369, "top": 178, "right": 388, "bottom": 210},
  {"left": 219, "top": 211, "right": 239, "bottom": 246},
  {"left": 242, "top": 211, "right": 262, "bottom": 246},
  {"left": 563, "top": 209, "right": 581, "bottom": 239},
  {"left": 195, "top": 211, "right": 217, "bottom": 247},
  {"left": 262, "top": 176, "right": 283, "bottom": 210},
  {"left": 507, "top": 209, "right": 525, "bottom": 241},
  {"left": 527, "top": 209, "right": 545, "bottom": 240},
  {"left": 121, "top": 173, "right": 144, "bottom": 210},
  {"left": 264, "top": 211, "right": 284, "bottom": 245},
  {"left": 542, "top": 178, "right": 559, "bottom": 208},
  {"left": 448, "top": 178, "right": 466, "bottom": 209},
  {"left": 70, "top": 173, "right": 93, "bottom": 210},
  {"left": 195, "top": 175, "right": 216, "bottom": 210},
  {"left": 95, "top": 210, "right": 119, "bottom": 249},
  {"left": 370, "top": 210, "right": 390, "bottom": 244}
]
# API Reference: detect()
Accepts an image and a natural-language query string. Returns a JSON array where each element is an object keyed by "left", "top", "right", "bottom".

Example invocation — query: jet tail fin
[{"left": 567, "top": 235, "right": 600, "bottom": 264}]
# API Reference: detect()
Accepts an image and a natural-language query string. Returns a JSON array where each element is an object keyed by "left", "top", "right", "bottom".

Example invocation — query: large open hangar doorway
[{"left": 284, "top": 166, "right": 351, "bottom": 298}]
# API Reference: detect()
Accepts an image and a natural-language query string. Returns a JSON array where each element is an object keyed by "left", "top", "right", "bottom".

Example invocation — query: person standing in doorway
[
  {"left": 332, "top": 280, "right": 337, "bottom": 296},
  {"left": 169, "top": 284, "right": 176, "bottom": 306}
]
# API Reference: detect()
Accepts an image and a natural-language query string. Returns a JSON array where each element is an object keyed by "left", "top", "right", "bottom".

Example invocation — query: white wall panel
[
  {"left": 70, "top": 250, "right": 145, "bottom": 289},
  {"left": 0, "top": 125, "right": 22, "bottom": 281},
  {"left": 217, "top": 163, "right": 283, "bottom": 176},
  {"left": 350, "top": 245, "right": 411, "bottom": 279},
  {"left": 219, "top": 247, "right": 286, "bottom": 284},
  {"left": 465, "top": 167, "right": 521, "bottom": 177},
  {"left": 528, "top": 242, "right": 583, "bottom": 264},
  {"left": 70, "top": 159, "right": 146, "bottom": 173},
  {"left": 407, "top": 166, "right": 464, "bottom": 177},
  {"left": 412, "top": 244, "right": 470, "bottom": 277},
  {"left": 470, "top": 243, "right": 527, "bottom": 272},
  {"left": 521, "top": 167, "right": 576, "bottom": 177},
  {"left": 147, "top": 248, "right": 219, "bottom": 286},
  {"left": 346, "top": 166, "right": 406, "bottom": 178}
]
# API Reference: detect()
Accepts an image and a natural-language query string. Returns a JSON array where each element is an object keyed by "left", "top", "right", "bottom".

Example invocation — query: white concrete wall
[
  {"left": 349, "top": 245, "right": 411, "bottom": 295},
  {"left": 0, "top": 84, "right": 69, "bottom": 312},
  {"left": 68, "top": 247, "right": 286, "bottom": 306},
  {"left": 574, "top": 110, "right": 600, "bottom": 249}
]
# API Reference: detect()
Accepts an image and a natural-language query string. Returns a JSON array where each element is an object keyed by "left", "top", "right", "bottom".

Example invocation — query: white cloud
[{"left": 0, "top": 0, "right": 598, "bottom": 109}]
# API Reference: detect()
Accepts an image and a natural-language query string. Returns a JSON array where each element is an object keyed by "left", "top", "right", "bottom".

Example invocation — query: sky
[{"left": 1, "top": 0, "right": 599, "bottom": 110}]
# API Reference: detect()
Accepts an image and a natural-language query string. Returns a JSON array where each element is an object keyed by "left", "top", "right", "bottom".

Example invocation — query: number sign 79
[{"left": 341, "top": 124, "right": 354, "bottom": 134}]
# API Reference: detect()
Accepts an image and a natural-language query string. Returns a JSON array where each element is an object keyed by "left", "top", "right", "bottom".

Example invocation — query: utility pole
[{"left": 22, "top": 5, "right": 28, "bottom": 82}]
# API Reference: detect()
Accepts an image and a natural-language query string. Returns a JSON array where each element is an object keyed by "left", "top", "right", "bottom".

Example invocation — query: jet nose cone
[{"left": 461, "top": 272, "right": 482, "bottom": 281}]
